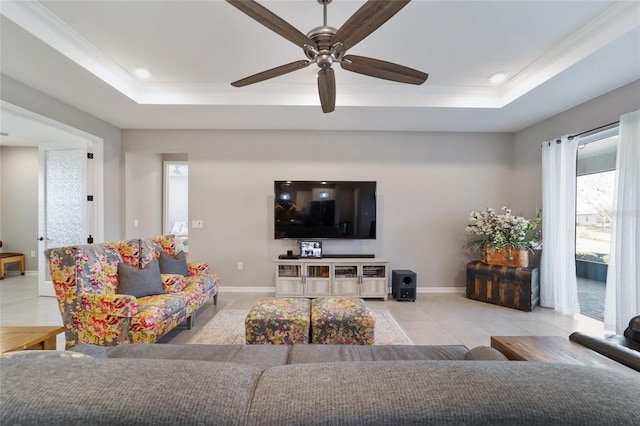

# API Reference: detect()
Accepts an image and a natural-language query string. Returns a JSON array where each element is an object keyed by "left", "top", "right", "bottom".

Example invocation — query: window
[{"left": 575, "top": 132, "right": 617, "bottom": 321}]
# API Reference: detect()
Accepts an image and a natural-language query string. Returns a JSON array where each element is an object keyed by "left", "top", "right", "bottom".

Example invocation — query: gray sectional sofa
[
  {"left": 570, "top": 314, "right": 640, "bottom": 372},
  {"left": 2, "top": 343, "right": 640, "bottom": 425}
]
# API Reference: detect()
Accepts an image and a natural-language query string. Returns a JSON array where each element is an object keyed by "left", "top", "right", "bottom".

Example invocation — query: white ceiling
[{"left": 0, "top": 0, "right": 639, "bottom": 141}]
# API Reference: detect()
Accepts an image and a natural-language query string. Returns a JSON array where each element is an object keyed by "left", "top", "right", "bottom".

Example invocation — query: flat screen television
[{"left": 274, "top": 181, "right": 376, "bottom": 239}]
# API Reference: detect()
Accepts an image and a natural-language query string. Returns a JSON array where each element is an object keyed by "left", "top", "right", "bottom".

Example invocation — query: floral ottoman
[
  {"left": 245, "top": 298, "right": 311, "bottom": 345},
  {"left": 311, "top": 297, "right": 375, "bottom": 345}
]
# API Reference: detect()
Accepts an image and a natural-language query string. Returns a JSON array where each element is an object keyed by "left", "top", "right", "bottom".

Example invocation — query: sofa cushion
[
  {"left": 117, "top": 260, "right": 164, "bottom": 298},
  {"left": 110, "top": 239, "right": 142, "bottom": 268},
  {"left": 289, "top": 344, "right": 469, "bottom": 363},
  {"left": 108, "top": 343, "right": 290, "bottom": 369},
  {"left": 69, "top": 344, "right": 113, "bottom": 358},
  {"left": 76, "top": 244, "right": 122, "bottom": 294},
  {"left": 128, "top": 294, "right": 187, "bottom": 342},
  {"left": 159, "top": 250, "right": 189, "bottom": 276},
  {"left": 246, "top": 361, "right": 640, "bottom": 425},
  {"left": 140, "top": 236, "right": 177, "bottom": 268},
  {"left": 0, "top": 350, "right": 92, "bottom": 359},
  {"left": 0, "top": 358, "right": 260, "bottom": 425},
  {"left": 161, "top": 274, "right": 188, "bottom": 293}
]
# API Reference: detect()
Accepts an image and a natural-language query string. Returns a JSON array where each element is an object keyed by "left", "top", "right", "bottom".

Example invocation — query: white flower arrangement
[{"left": 465, "top": 206, "right": 541, "bottom": 253}]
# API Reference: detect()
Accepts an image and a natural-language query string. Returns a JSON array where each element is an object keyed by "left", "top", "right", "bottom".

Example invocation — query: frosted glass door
[
  {"left": 46, "top": 149, "right": 86, "bottom": 247},
  {"left": 38, "top": 146, "right": 88, "bottom": 296}
]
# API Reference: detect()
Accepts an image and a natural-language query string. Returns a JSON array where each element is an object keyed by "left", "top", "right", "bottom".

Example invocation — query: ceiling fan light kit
[{"left": 227, "top": 0, "right": 428, "bottom": 113}]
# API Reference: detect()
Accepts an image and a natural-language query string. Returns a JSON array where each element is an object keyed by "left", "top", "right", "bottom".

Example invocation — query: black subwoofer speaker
[{"left": 392, "top": 270, "right": 416, "bottom": 302}]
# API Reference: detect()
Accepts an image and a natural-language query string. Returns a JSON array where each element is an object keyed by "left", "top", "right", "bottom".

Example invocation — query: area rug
[{"left": 187, "top": 309, "right": 413, "bottom": 345}]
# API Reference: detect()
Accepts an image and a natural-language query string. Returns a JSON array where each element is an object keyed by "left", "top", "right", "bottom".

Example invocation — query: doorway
[
  {"left": 0, "top": 102, "right": 103, "bottom": 296},
  {"left": 575, "top": 131, "right": 618, "bottom": 321},
  {"left": 164, "top": 160, "right": 188, "bottom": 252}
]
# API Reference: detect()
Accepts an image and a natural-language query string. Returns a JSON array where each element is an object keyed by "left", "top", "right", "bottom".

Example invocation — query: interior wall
[
  {"left": 0, "top": 75, "right": 123, "bottom": 241},
  {"left": 512, "top": 80, "right": 640, "bottom": 217},
  {"left": 0, "top": 146, "right": 38, "bottom": 271},
  {"left": 123, "top": 130, "right": 514, "bottom": 290},
  {"left": 0, "top": 147, "right": 3, "bottom": 245},
  {"left": 124, "top": 152, "right": 163, "bottom": 238}
]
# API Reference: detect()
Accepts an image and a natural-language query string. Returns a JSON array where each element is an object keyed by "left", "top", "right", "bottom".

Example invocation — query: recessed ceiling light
[
  {"left": 489, "top": 72, "right": 506, "bottom": 84},
  {"left": 134, "top": 68, "right": 151, "bottom": 80}
]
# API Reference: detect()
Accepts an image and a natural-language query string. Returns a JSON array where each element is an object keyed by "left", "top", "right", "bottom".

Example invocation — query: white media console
[{"left": 274, "top": 258, "right": 388, "bottom": 299}]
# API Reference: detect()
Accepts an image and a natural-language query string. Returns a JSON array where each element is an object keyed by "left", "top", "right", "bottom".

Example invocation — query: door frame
[{"left": 1, "top": 101, "right": 104, "bottom": 296}]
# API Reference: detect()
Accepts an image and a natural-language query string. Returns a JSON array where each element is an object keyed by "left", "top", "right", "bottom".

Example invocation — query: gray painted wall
[
  {"left": 124, "top": 152, "right": 163, "bottom": 238},
  {"left": 511, "top": 80, "right": 640, "bottom": 218},
  {"left": 123, "top": 130, "right": 514, "bottom": 289},
  {"left": 0, "top": 146, "right": 38, "bottom": 271}
]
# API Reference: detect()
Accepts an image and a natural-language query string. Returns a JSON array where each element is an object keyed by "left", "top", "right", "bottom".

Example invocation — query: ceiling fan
[{"left": 227, "top": 0, "right": 428, "bottom": 113}]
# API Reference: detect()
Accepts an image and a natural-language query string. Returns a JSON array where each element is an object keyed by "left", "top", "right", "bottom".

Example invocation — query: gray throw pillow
[
  {"left": 159, "top": 250, "right": 189, "bottom": 276},
  {"left": 118, "top": 260, "right": 164, "bottom": 298},
  {"left": 464, "top": 346, "right": 508, "bottom": 361}
]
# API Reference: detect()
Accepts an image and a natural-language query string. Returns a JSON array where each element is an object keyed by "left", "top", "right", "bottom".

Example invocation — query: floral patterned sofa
[{"left": 46, "top": 235, "right": 220, "bottom": 348}]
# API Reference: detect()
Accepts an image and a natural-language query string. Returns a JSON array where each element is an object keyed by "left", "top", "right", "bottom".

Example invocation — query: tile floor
[{"left": 0, "top": 273, "right": 607, "bottom": 350}]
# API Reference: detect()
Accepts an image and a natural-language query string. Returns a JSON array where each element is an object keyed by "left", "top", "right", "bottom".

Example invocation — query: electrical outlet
[
  {"left": 237, "top": 261, "right": 244, "bottom": 270},
  {"left": 192, "top": 220, "right": 203, "bottom": 229},
  {"left": 30, "top": 251, "right": 36, "bottom": 257}
]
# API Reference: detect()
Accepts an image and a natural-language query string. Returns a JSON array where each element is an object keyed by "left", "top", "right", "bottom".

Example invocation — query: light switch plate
[{"left": 192, "top": 220, "right": 203, "bottom": 229}]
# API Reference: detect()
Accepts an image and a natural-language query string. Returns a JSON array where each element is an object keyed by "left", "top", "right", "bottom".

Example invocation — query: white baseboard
[
  {"left": 219, "top": 286, "right": 276, "bottom": 293},
  {"left": 418, "top": 287, "right": 465, "bottom": 294},
  {"left": 220, "top": 286, "right": 465, "bottom": 294},
  {"left": 2, "top": 270, "right": 37, "bottom": 276}
]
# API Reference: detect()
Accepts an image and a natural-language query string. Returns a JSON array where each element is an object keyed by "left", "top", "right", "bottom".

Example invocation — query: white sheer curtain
[
  {"left": 605, "top": 110, "right": 640, "bottom": 333},
  {"left": 541, "top": 136, "right": 579, "bottom": 315}
]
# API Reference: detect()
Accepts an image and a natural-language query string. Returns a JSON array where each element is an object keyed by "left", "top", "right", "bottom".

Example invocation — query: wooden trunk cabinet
[{"left": 466, "top": 261, "right": 539, "bottom": 312}]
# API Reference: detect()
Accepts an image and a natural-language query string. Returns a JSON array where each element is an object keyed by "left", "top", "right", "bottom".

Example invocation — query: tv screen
[{"left": 274, "top": 181, "right": 376, "bottom": 239}]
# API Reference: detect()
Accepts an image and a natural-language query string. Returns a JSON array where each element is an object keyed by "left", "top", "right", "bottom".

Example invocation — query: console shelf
[{"left": 275, "top": 258, "right": 388, "bottom": 300}]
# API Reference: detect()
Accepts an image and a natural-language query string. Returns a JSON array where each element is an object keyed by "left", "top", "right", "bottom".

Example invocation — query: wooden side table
[
  {"left": 0, "top": 253, "right": 26, "bottom": 279},
  {"left": 0, "top": 326, "right": 65, "bottom": 353},
  {"left": 491, "top": 335, "right": 637, "bottom": 376}
]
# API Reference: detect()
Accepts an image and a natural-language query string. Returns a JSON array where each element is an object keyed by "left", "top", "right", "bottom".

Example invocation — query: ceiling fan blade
[
  {"left": 226, "top": 0, "right": 317, "bottom": 50},
  {"left": 332, "top": 0, "right": 410, "bottom": 53},
  {"left": 317, "top": 68, "right": 336, "bottom": 113},
  {"left": 341, "top": 55, "right": 428, "bottom": 85},
  {"left": 231, "top": 60, "right": 311, "bottom": 87}
]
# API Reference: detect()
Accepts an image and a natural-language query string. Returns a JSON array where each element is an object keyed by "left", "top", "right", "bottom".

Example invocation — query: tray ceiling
[{"left": 1, "top": 0, "right": 638, "bottom": 133}]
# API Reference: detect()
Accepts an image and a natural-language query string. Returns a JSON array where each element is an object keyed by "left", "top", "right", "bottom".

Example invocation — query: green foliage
[{"left": 465, "top": 206, "right": 541, "bottom": 254}]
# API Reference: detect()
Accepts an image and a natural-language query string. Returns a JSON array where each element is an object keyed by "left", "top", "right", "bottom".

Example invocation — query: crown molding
[
  {"left": 1, "top": 0, "right": 140, "bottom": 99},
  {"left": 500, "top": 1, "right": 640, "bottom": 105}
]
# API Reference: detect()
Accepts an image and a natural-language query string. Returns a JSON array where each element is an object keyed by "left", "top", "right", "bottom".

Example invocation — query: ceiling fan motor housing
[{"left": 304, "top": 25, "right": 340, "bottom": 64}]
